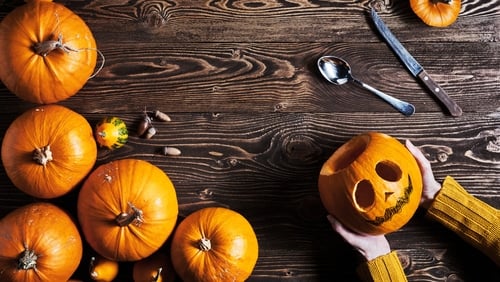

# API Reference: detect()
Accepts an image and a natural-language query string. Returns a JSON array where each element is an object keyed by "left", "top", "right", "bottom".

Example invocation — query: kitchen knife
[{"left": 370, "top": 9, "right": 463, "bottom": 117}]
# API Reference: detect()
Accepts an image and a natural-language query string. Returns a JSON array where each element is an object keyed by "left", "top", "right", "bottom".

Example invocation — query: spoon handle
[{"left": 353, "top": 79, "right": 415, "bottom": 116}]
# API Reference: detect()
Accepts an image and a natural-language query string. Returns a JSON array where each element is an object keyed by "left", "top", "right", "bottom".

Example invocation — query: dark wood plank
[
  {"left": 2, "top": 111, "right": 499, "bottom": 212},
  {"left": 49, "top": 0, "right": 500, "bottom": 43},
  {"left": 1, "top": 1, "right": 498, "bottom": 44},
  {"left": 0, "top": 41, "right": 497, "bottom": 114}
]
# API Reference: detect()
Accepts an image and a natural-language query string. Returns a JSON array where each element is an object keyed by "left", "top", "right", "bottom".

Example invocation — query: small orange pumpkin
[
  {"left": 170, "top": 207, "right": 259, "bottom": 282},
  {"left": 318, "top": 132, "right": 422, "bottom": 235},
  {"left": 0, "top": 0, "right": 98, "bottom": 104},
  {"left": 77, "top": 159, "right": 178, "bottom": 261},
  {"left": 410, "top": 0, "right": 461, "bottom": 27},
  {"left": 1, "top": 104, "right": 97, "bottom": 199},
  {"left": 133, "top": 251, "right": 176, "bottom": 282},
  {"left": 89, "top": 255, "right": 119, "bottom": 281},
  {"left": 0, "top": 202, "right": 83, "bottom": 282}
]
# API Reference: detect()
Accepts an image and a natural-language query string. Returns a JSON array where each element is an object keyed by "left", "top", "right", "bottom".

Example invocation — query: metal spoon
[{"left": 317, "top": 55, "right": 415, "bottom": 116}]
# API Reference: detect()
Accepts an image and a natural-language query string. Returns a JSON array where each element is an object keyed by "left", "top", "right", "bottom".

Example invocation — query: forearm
[
  {"left": 356, "top": 251, "right": 407, "bottom": 282},
  {"left": 426, "top": 176, "right": 500, "bottom": 265}
]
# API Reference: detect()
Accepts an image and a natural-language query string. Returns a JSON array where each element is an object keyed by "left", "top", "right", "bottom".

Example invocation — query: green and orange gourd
[{"left": 94, "top": 116, "right": 129, "bottom": 150}]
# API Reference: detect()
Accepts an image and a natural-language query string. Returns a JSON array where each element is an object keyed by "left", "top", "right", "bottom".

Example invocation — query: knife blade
[{"left": 370, "top": 8, "right": 462, "bottom": 117}]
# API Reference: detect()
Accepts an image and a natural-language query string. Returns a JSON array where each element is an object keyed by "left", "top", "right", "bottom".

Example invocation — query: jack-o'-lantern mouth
[{"left": 356, "top": 175, "right": 414, "bottom": 226}]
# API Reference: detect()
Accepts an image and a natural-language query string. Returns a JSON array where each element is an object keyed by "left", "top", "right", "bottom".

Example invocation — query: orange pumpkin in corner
[
  {"left": 170, "top": 207, "right": 259, "bottom": 282},
  {"left": 0, "top": 202, "right": 83, "bottom": 282},
  {"left": 0, "top": 0, "right": 98, "bottom": 104},
  {"left": 1, "top": 104, "right": 97, "bottom": 199},
  {"left": 318, "top": 132, "right": 422, "bottom": 235},
  {"left": 410, "top": 0, "right": 461, "bottom": 27}
]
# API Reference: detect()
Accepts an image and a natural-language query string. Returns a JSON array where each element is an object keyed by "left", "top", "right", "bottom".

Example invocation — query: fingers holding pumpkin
[{"left": 405, "top": 140, "right": 442, "bottom": 209}]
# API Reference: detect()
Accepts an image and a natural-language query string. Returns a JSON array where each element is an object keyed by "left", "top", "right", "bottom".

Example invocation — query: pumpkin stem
[
  {"left": 115, "top": 202, "right": 144, "bottom": 227},
  {"left": 198, "top": 237, "right": 212, "bottom": 251},
  {"left": 33, "top": 34, "right": 78, "bottom": 57},
  {"left": 153, "top": 267, "right": 163, "bottom": 282},
  {"left": 18, "top": 248, "right": 38, "bottom": 270},
  {"left": 89, "top": 256, "right": 98, "bottom": 279},
  {"left": 33, "top": 145, "right": 53, "bottom": 166}
]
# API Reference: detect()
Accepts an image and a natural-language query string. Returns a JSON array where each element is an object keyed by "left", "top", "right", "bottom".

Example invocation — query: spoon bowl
[
  {"left": 317, "top": 55, "right": 415, "bottom": 116},
  {"left": 318, "top": 56, "right": 352, "bottom": 85}
]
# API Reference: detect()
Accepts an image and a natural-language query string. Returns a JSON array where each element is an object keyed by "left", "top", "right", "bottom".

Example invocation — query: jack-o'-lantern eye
[
  {"left": 353, "top": 180, "right": 375, "bottom": 212},
  {"left": 376, "top": 160, "right": 402, "bottom": 182}
]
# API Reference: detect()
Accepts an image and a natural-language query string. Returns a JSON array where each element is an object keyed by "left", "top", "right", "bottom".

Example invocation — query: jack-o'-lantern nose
[{"left": 377, "top": 160, "right": 402, "bottom": 202}]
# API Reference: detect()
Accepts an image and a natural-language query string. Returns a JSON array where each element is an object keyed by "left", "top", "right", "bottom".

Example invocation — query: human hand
[
  {"left": 405, "top": 139, "right": 442, "bottom": 209},
  {"left": 327, "top": 215, "right": 391, "bottom": 261}
]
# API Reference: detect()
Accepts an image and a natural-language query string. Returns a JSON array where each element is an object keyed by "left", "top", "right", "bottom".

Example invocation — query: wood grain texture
[
  {"left": 0, "top": 41, "right": 497, "bottom": 115},
  {"left": 0, "top": 0, "right": 498, "bottom": 281}
]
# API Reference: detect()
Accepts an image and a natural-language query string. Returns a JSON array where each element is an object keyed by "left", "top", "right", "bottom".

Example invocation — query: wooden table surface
[{"left": 1, "top": 0, "right": 499, "bottom": 281}]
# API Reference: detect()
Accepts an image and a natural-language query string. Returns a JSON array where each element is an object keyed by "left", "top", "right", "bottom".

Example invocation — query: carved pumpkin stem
[
  {"left": 198, "top": 237, "right": 212, "bottom": 251},
  {"left": 18, "top": 248, "right": 38, "bottom": 270},
  {"left": 33, "top": 145, "right": 53, "bottom": 166},
  {"left": 115, "top": 202, "right": 144, "bottom": 227},
  {"left": 33, "top": 34, "right": 78, "bottom": 57}
]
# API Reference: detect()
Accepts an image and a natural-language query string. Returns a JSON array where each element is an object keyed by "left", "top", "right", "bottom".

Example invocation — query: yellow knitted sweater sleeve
[
  {"left": 426, "top": 176, "right": 500, "bottom": 265},
  {"left": 356, "top": 251, "right": 407, "bottom": 282}
]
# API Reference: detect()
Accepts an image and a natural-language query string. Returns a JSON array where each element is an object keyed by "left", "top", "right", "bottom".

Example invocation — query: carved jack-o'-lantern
[{"left": 318, "top": 132, "right": 422, "bottom": 235}]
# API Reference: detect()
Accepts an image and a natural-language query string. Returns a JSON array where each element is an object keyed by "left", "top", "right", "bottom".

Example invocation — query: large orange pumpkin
[
  {"left": 0, "top": 0, "right": 98, "bottom": 104},
  {"left": 410, "top": 0, "right": 461, "bottom": 27},
  {"left": 0, "top": 202, "right": 83, "bottom": 282},
  {"left": 77, "top": 159, "right": 178, "bottom": 261},
  {"left": 170, "top": 207, "right": 259, "bottom": 282},
  {"left": 1, "top": 104, "right": 97, "bottom": 199},
  {"left": 318, "top": 132, "right": 422, "bottom": 235}
]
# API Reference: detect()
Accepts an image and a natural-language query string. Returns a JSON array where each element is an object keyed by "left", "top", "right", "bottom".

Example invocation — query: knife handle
[{"left": 417, "top": 70, "right": 463, "bottom": 117}]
